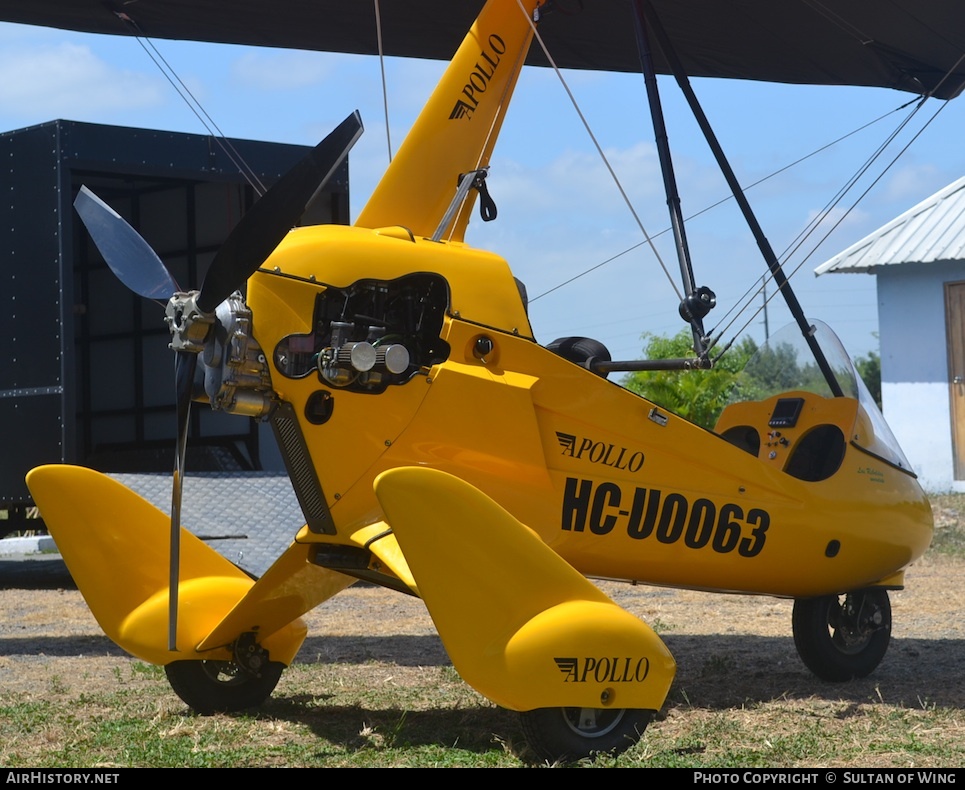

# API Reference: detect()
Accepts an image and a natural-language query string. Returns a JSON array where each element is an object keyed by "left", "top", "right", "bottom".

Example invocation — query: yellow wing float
[
  {"left": 373, "top": 466, "right": 675, "bottom": 714},
  {"left": 26, "top": 0, "right": 937, "bottom": 764},
  {"left": 25, "top": 465, "right": 310, "bottom": 668}
]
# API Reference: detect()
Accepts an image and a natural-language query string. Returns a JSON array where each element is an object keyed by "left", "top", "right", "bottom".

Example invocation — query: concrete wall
[{"left": 878, "top": 261, "right": 965, "bottom": 491}]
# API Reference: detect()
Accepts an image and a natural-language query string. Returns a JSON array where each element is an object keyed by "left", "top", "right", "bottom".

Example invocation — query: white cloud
[
  {"left": 231, "top": 50, "right": 336, "bottom": 91},
  {"left": 0, "top": 42, "right": 163, "bottom": 121},
  {"left": 883, "top": 163, "right": 945, "bottom": 203},
  {"left": 803, "top": 204, "right": 871, "bottom": 237},
  {"left": 484, "top": 141, "right": 663, "bottom": 231}
]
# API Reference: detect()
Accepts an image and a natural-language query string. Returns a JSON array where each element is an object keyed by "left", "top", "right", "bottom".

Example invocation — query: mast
[
  {"left": 631, "top": 0, "right": 844, "bottom": 397},
  {"left": 355, "top": 0, "right": 542, "bottom": 241},
  {"left": 631, "top": 1, "right": 712, "bottom": 360}
]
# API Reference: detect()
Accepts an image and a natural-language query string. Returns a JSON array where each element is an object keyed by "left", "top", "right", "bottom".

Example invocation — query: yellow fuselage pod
[{"left": 250, "top": 224, "right": 933, "bottom": 602}]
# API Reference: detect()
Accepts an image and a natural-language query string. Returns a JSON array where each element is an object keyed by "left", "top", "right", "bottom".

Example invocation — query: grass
[
  {"left": 0, "top": 666, "right": 524, "bottom": 768},
  {"left": 2, "top": 673, "right": 962, "bottom": 768},
  {"left": 924, "top": 492, "right": 965, "bottom": 557},
  {"left": 0, "top": 495, "right": 962, "bottom": 768}
]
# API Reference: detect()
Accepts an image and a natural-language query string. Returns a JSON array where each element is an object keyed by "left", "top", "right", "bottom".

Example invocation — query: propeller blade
[
  {"left": 75, "top": 114, "right": 364, "bottom": 652},
  {"left": 74, "top": 186, "right": 180, "bottom": 301},
  {"left": 197, "top": 111, "right": 364, "bottom": 314},
  {"left": 168, "top": 349, "right": 197, "bottom": 652}
]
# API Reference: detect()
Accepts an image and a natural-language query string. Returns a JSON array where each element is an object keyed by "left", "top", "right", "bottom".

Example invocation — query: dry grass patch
[{"left": 1, "top": 495, "right": 964, "bottom": 766}]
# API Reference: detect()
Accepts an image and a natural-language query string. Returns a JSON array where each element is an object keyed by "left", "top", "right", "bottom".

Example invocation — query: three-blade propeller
[{"left": 73, "top": 112, "right": 364, "bottom": 651}]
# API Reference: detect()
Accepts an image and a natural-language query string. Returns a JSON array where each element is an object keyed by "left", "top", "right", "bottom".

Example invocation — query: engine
[
  {"left": 199, "top": 292, "right": 275, "bottom": 418},
  {"left": 272, "top": 273, "right": 451, "bottom": 394}
]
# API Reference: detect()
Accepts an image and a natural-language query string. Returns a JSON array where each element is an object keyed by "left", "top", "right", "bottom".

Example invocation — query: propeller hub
[{"left": 165, "top": 291, "right": 215, "bottom": 353}]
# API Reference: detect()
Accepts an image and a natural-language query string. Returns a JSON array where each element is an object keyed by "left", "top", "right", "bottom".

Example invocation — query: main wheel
[
  {"left": 519, "top": 707, "right": 653, "bottom": 764},
  {"left": 165, "top": 659, "right": 284, "bottom": 715},
  {"left": 792, "top": 589, "right": 891, "bottom": 682}
]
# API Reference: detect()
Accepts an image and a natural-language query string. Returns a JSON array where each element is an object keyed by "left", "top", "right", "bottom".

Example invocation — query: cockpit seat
[{"left": 547, "top": 336, "right": 611, "bottom": 376}]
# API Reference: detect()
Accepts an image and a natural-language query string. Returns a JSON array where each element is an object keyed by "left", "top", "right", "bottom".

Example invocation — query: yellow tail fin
[{"left": 355, "top": 0, "right": 541, "bottom": 240}]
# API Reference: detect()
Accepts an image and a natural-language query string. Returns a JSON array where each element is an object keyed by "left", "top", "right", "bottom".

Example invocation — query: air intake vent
[{"left": 270, "top": 402, "right": 336, "bottom": 535}]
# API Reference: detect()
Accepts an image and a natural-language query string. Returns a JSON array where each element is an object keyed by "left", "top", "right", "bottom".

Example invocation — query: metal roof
[{"left": 815, "top": 176, "right": 965, "bottom": 275}]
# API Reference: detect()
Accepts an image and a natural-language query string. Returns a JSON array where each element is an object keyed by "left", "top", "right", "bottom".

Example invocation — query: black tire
[
  {"left": 519, "top": 707, "right": 653, "bottom": 764},
  {"left": 546, "top": 336, "right": 612, "bottom": 375},
  {"left": 165, "top": 660, "right": 284, "bottom": 715},
  {"left": 792, "top": 589, "right": 891, "bottom": 682}
]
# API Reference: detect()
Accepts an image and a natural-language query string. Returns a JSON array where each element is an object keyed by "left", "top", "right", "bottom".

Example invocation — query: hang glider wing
[{"left": 1, "top": 0, "right": 964, "bottom": 99}]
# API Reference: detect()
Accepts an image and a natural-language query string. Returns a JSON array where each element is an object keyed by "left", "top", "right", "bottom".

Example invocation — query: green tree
[
  {"left": 622, "top": 330, "right": 758, "bottom": 429},
  {"left": 733, "top": 338, "right": 828, "bottom": 401},
  {"left": 854, "top": 349, "right": 881, "bottom": 408}
]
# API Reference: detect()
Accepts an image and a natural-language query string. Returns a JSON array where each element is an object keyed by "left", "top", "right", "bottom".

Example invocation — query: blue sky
[{"left": 3, "top": 19, "right": 965, "bottom": 362}]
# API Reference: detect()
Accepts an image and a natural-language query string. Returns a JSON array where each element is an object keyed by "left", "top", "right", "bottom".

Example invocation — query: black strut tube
[
  {"left": 633, "top": 0, "right": 844, "bottom": 397},
  {"left": 630, "top": 1, "right": 708, "bottom": 359},
  {"left": 590, "top": 356, "right": 712, "bottom": 374}
]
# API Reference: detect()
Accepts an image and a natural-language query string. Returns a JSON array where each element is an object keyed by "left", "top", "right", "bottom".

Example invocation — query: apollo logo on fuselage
[
  {"left": 554, "top": 656, "right": 651, "bottom": 684},
  {"left": 562, "top": 477, "right": 770, "bottom": 557},
  {"left": 449, "top": 34, "right": 507, "bottom": 120},
  {"left": 556, "top": 432, "right": 645, "bottom": 473}
]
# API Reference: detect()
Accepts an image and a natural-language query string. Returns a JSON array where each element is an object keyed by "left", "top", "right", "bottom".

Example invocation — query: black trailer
[{"left": 0, "top": 120, "right": 349, "bottom": 536}]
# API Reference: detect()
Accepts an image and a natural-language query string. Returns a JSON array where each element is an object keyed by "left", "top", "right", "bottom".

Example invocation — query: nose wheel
[
  {"left": 519, "top": 706, "right": 653, "bottom": 764},
  {"left": 792, "top": 589, "right": 891, "bottom": 682},
  {"left": 165, "top": 659, "right": 284, "bottom": 715}
]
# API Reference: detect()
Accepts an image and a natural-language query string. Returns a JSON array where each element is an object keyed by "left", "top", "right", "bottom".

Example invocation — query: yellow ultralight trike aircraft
[{"left": 26, "top": 0, "right": 945, "bottom": 763}]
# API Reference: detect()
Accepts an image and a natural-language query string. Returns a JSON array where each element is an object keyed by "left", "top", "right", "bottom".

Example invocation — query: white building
[{"left": 816, "top": 177, "right": 965, "bottom": 492}]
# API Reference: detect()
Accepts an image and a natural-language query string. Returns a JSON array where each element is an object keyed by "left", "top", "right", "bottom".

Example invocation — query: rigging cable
[
  {"left": 709, "top": 95, "right": 926, "bottom": 343},
  {"left": 804, "top": 0, "right": 965, "bottom": 100},
  {"left": 529, "top": 99, "right": 915, "bottom": 304},
  {"left": 715, "top": 46, "right": 965, "bottom": 350},
  {"left": 719, "top": 94, "right": 954, "bottom": 353},
  {"left": 526, "top": 0, "right": 965, "bottom": 354},
  {"left": 516, "top": 0, "right": 683, "bottom": 301},
  {"left": 112, "top": 10, "right": 268, "bottom": 196},
  {"left": 373, "top": 0, "right": 394, "bottom": 163}
]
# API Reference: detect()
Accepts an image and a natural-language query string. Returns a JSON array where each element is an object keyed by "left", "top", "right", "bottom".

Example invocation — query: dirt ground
[{"left": 1, "top": 544, "right": 962, "bottom": 717}]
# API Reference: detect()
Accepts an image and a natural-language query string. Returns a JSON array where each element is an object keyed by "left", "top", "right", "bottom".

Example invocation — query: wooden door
[{"left": 945, "top": 282, "right": 965, "bottom": 479}]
